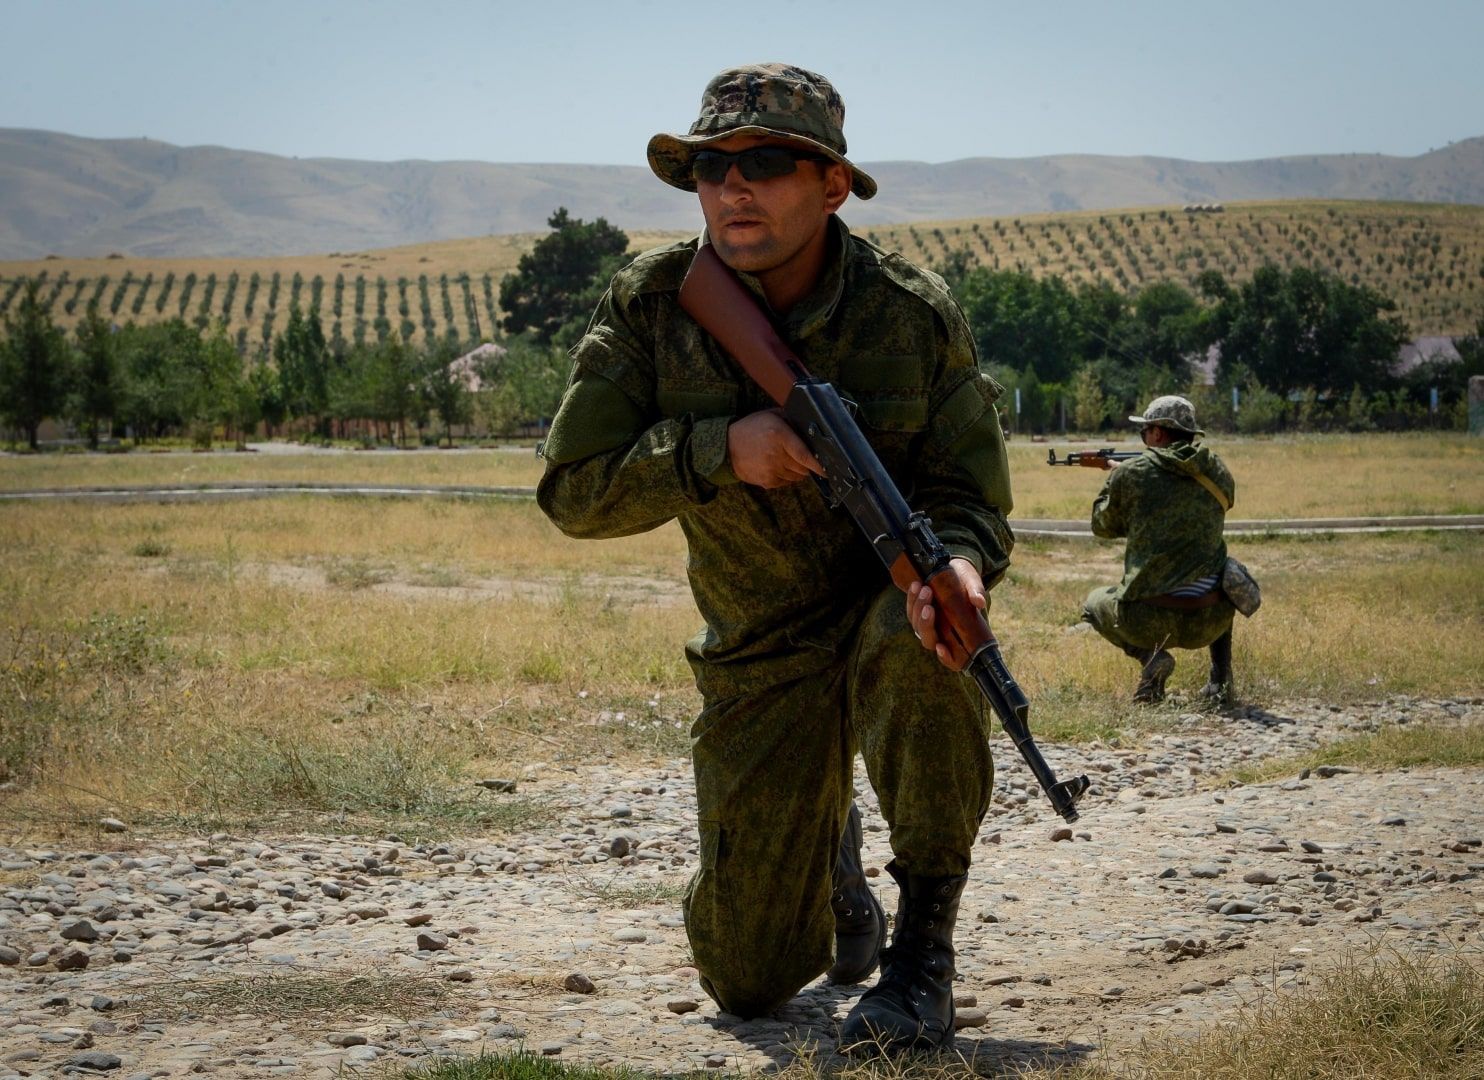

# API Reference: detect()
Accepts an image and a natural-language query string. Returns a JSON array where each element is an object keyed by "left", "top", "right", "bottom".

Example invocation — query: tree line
[
  {"left": 0, "top": 208, "right": 633, "bottom": 451},
  {"left": 4, "top": 207, "right": 1481, "bottom": 449},
  {"left": 938, "top": 254, "right": 1483, "bottom": 434}
]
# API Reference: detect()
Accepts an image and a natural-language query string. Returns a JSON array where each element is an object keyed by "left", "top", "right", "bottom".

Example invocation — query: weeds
[
  {"left": 325, "top": 556, "right": 392, "bottom": 590},
  {"left": 406, "top": 1050, "right": 651, "bottom": 1080},
  {"left": 0, "top": 476, "right": 1479, "bottom": 835},
  {"left": 155, "top": 725, "right": 557, "bottom": 839},
  {"left": 566, "top": 875, "right": 688, "bottom": 907},
  {"left": 1063, "top": 948, "right": 1484, "bottom": 1079},
  {"left": 129, "top": 968, "right": 453, "bottom": 1022},
  {"left": 1228, "top": 719, "right": 1484, "bottom": 784},
  {"left": 397, "top": 950, "right": 1484, "bottom": 1078}
]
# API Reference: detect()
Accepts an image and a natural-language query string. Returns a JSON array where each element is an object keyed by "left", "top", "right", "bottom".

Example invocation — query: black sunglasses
[{"left": 690, "top": 146, "right": 833, "bottom": 185}]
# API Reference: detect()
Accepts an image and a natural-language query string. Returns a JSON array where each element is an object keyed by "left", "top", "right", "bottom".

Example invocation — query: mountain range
[{"left": 2, "top": 128, "right": 1481, "bottom": 260}]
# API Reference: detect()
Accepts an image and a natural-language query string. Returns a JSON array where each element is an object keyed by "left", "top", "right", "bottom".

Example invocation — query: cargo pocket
[
  {"left": 657, "top": 378, "right": 737, "bottom": 421},
  {"left": 687, "top": 818, "right": 750, "bottom": 994},
  {"left": 840, "top": 354, "right": 928, "bottom": 434}
]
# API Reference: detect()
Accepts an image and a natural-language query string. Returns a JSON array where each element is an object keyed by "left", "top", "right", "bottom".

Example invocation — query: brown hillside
[
  {"left": 1, "top": 201, "right": 1480, "bottom": 344},
  {"left": 2, "top": 127, "right": 1482, "bottom": 259}
]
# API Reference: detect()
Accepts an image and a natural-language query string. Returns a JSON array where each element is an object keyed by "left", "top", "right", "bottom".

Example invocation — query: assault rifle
[
  {"left": 678, "top": 244, "right": 1090, "bottom": 823},
  {"left": 1046, "top": 447, "right": 1141, "bottom": 469}
]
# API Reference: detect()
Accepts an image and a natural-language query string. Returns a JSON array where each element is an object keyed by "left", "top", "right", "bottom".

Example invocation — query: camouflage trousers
[
  {"left": 683, "top": 585, "right": 995, "bottom": 1019},
  {"left": 1082, "top": 585, "right": 1236, "bottom": 653}
]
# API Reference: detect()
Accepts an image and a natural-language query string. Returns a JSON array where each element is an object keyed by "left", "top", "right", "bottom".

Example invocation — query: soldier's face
[{"left": 695, "top": 133, "right": 850, "bottom": 282}]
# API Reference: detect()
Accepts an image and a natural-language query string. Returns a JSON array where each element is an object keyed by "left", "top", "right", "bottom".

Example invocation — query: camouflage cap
[
  {"left": 647, "top": 63, "right": 877, "bottom": 200},
  {"left": 1130, "top": 395, "right": 1205, "bottom": 436}
]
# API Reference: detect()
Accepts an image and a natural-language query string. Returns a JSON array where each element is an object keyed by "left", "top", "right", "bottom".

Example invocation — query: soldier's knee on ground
[{"left": 696, "top": 962, "right": 808, "bottom": 1019}]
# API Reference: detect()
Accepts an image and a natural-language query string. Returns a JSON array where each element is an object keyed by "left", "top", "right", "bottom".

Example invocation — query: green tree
[
  {"left": 1070, "top": 366, "right": 1107, "bottom": 433},
  {"left": 274, "top": 306, "right": 331, "bottom": 435},
  {"left": 328, "top": 343, "right": 374, "bottom": 438},
  {"left": 958, "top": 269, "right": 1082, "bottom": 384},
  {"left": 1456, "top": 316, "right": 1484, "bottom": 370},
  {"left": 70, "top": 303, "right": 121, "bottom": 448},
  {"left": 928, "top": 246, "right": 976, "bottom": 300},
  {"left": 366, "top": 336, "right": 419, "bottom": 445},
  {"left": 250, "top": 356, "right": 285, "bottom": 439},
  {"left": 420, "top": 338, "right": 473, "bottom": 447},
  {"left": 1398, "top": 316, "right": 1484, "bottom": 425},
  {"left": 199, "top": 324, "right": 257, "bottom": 449},
  {"left": 0, "top": 280, "right": 69, "bottom": 448},
  {"left": 1343, "top": 384, "right": 1374, "bottom": 432},
  {"left": 1212, "top": 264, "right": 1408, "bottom": 398},
  {"left": 117, "top": 319, "right": 201, "bottom": 440},
  {"left": 1072, "top": 279, "right": 1131, "bottom": 364},
  {"left": 476, "top": 339, "right": 568, "bottom": 434},
  {"left": 1125, "top": 280, "right": 1209, "bottom": 378},
  {"left": 1233, "top": 372, "right": 1288, "bottom": 434},
  {"left": 499, "top": 208, "right": 631, "bottom": 343}
]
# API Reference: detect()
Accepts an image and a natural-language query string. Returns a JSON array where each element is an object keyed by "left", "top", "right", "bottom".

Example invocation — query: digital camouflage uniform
[
  {"left": 1082, "top": 443, "right": 1237, "bottom": 652},
  {"left": 537, "top": 216, "right": 1013, "bottom": 1018}
]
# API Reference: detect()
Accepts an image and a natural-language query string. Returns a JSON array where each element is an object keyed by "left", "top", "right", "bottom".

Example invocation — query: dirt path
[
  {"left": 4, "top": 484, "right": 1482, "bottom": 538},
  {"left": 2, "top": 698, "right": 1480, "bottom": 1078}
]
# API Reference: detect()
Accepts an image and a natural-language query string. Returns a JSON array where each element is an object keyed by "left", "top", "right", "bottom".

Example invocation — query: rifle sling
[{"left": 1190, "top": 471, "right": 1232, "bottom": 512}]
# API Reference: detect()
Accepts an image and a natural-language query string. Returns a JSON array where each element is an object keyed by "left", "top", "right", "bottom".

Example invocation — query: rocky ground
[{"left": 2, "top": 697, "right": 1481, "bottom": 1079}]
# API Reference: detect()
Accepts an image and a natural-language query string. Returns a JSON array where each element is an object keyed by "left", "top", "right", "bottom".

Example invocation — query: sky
[{"left": 4, "top": 0, "right": 1482, "bottom": 168}]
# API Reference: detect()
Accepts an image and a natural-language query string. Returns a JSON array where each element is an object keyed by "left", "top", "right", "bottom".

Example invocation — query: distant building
[
  {"left": 449, "top": 342, "right": 506, "bottom": 392},
  {"left": 1395, "top": 336, "right": 1461, "bottom": 376},
  {"left": 1191, "top": 337, "right": 1462, "bottom": 385}
]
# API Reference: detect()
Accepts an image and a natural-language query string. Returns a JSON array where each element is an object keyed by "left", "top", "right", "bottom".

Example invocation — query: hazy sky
[{"left": 5, "top": 0, "right": 1481, "bottom": 167}]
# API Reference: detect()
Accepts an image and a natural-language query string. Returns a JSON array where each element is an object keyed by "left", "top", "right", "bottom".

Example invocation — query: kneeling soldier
[{"left": 1082, "top": 395, "right": 1236, "bottom": 702}]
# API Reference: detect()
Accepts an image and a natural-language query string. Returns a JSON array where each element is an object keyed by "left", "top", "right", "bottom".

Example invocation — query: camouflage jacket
[
  {"left": 1090, "top": 443, "right": 1234, "bottom": 602},
  {"left": 537, "top": 217, "right": 1014, "bottom": 699}
]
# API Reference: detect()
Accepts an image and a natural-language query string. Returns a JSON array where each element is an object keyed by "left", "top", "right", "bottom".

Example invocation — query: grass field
[
  {"left": 406, "top": 946, "right": 1484, "bottom": 1078},
  {"left": 2, "top": 200, "right": 1480, "bottom": 351},
  {"left": 4, "top": 433, "right": 1481, "bottom": 519},
  {"left": 2, "top": 438, "right": 1480, "bottom": 835}
]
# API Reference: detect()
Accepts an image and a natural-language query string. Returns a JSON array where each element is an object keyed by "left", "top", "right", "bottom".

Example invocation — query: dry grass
[
  {"left": 4, "top": 433, "right": 1481, "bottom": 522},
  {"left": 1032, "top": 949, "right": 1484, "bottom": 1079},
  {"left": 564, "top": 874, "right": 689, "bottom": 907},
  {"left": 1010, "top": 432, "right": 1484, "bottom": 520},
  {"left": 1, "top": 467, "right": 1480, "bottom": 837},
  {"left": 127, "top": 967, "right": 455, "bottom": 1022},
  {"left": 0, "top": 496, "right": 696, "bottom": 837},
  {"left": 0, "top": 445, "right": 546, "bottom": 491},
  {"left": 405, "top": 1051, "right": 653, "bottom": 1080},
  {"left": 994, "top": 527, "right": 1483, "bottom": 715},
  {"left": 397, "top": 950, "right": 1483, "bottom": 1078},
  {"left": 1228, "top": 721, "right": 1484, "bottom": 785}
]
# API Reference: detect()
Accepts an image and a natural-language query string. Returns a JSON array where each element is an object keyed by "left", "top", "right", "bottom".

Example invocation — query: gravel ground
[{"left": 2, "top": 696, "right": 1480, "bottom": 1078}]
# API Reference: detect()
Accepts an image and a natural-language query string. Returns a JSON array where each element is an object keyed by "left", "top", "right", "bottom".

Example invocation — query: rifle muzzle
[{"left": 1047, "top": 774, "right": 1092, "bottom": 823}]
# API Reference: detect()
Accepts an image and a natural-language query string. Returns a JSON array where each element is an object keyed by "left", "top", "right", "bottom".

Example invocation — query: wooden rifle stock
[
  {"left": 1047, "top": 448, "right": 1140, "bottom": 469},
  {"left": 677, "top": 244, "right": 987, "bottom": 666},
  {"left": 678, "top": 243, "right": 1090, "bottom": 823}
]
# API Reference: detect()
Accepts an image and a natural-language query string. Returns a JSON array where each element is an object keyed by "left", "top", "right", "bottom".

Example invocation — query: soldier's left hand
[{"left": 906, "top": 557, "right": 986, "bottom": 670}]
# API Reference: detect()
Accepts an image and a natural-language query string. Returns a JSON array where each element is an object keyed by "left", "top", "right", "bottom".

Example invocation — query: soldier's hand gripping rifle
[
  {"left": 1046, "top": 447, "right": 1141, "bottom": 469},
  {"left": 679, "top": 244, "right": 1090, "bottom": 823}
]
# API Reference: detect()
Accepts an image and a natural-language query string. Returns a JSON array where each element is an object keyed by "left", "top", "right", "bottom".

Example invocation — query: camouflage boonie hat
[
  {"left": 1130, "top": 395, "right": 1204, "bottom": 436},
  {"left": 647, "top": 63, "right": 877, "bottom": 200}
]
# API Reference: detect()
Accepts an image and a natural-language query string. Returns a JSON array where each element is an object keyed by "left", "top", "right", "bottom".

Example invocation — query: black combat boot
[
  {"left": 839, "top": 859, "right": 967, "bottom": 1055},
  {"left": 827, "top": 802, "right": 886, "bottom": 985},
  {"left": 1198, "top": 629, "right": 1234, "bottom": 702},
  {"left": 1129, "top": 646, "right": 1175, "bottom": 704}
]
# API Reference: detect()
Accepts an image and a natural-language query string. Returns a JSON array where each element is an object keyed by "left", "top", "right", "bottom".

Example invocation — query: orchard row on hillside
[
  {"left": 866, "top": 201, "right": 1484, "bottom": 337},
  {"left": 2, "top": 202, "right": 1481, "bottom": 350}
]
